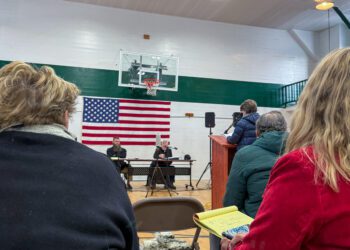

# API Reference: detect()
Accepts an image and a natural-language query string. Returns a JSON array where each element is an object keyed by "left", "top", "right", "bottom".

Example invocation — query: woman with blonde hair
[
  {"left": 221, "top": 48, "right": 350, "bottom": 249},
  {"left": 0, "top": 62, "right": 139, "bottom": 249}
]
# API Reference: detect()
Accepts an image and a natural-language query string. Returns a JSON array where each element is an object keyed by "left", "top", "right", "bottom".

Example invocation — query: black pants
[{"left": 115, "top": 162, "right": 131, "bottom": 185}]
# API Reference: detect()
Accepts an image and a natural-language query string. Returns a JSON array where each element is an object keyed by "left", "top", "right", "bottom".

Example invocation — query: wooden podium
[{"left": 210, "top": 135, "right": 237, "bottom": 209}]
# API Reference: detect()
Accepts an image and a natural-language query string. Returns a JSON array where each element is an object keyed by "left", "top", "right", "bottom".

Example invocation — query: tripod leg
[
  {"left": 145, "top": 167, "right": 157, "bottom": 198},
  {"left": 196, "top": 162, "right": 210, "bottom": 187},
  {"left": 159, "top": 167, "right": 172, "bottom": 197}
]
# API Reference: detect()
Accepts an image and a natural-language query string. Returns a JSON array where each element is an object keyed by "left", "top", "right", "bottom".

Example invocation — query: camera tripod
[
  {"left": 196, "top": 127, "right": 212, "bottom": 188},
  {"left": 145, "top": 160, "right": 178, "bottom": 198}
]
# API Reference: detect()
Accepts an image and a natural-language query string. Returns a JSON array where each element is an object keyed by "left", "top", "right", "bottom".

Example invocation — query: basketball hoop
[{"left": 144, "top": 78, "right": 160, "bottom": 96}]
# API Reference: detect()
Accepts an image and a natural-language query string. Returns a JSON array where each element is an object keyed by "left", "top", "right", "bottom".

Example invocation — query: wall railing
[{"left": 280, "top": 79, "right": 307, "bottom": 108}]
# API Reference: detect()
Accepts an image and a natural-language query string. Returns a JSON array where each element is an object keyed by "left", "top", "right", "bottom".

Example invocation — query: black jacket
[
  {"left": 152, "top": 146, "right": 172, "bottom": 167},
  {"left": 0, "top": 131, "right": 139, "bottom": 250},
  {"left": 106, "top": 146, "right": 127, "bottom": 158},
  {"left": 106, "top": 146, "right": 128, "bottom": 169}
]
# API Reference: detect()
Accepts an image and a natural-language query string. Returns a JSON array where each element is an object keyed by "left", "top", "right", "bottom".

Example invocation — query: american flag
[{"left": 82, "top": 97, "right": 171, "bottom": 146}]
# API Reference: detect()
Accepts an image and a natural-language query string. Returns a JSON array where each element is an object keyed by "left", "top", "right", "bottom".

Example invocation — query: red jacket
[{"left": 234, "top": 147, "right": 350, "bottom": 250}]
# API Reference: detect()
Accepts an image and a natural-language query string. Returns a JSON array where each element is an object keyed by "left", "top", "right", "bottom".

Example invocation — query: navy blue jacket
[
  {"left": 227, "top": 112, "right": 260, "bottom": 150},
  {"left": 0, "top": 131, "right": 139, "bottom": 250}
]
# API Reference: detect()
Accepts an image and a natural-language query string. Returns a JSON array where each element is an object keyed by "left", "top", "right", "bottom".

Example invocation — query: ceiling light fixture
[{"left": 314, "top": 0, "right": 334, "bottom": 11}]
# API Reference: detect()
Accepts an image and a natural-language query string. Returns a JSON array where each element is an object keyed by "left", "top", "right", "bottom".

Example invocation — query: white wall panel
[
  {"left": 1, "top": 0, "right": 302, "bottom": 180},
  {"left": 0, "top": 0, "right": 311, "bottom": 84}
]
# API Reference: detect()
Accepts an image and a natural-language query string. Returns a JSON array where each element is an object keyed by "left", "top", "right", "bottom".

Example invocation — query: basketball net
[{"left": 144, "top": 79, "right": 160, "bottom": 96}]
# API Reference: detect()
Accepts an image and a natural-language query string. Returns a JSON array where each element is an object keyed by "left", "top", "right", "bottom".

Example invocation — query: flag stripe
[
  {"left": 82, "top": 137, "right": 159, "bottom": 142},
  {"left": 118, "top": 109, "right": 170, "bottom": 115},
  {"left": 81, "top": 130, "right": 169, "bottom": 135},
  {"left": 118, "top": 120, "right": 170, "bottom": 125},
  {"left": 119, "top": 106, "right": 171, "bottom": 112},
  {"left": 84, "top": 123, "right": 168, "bottom": 128},
  {"left": 119, "top": 99, "right": 170, "bottom": 105},
  {"left": 82, "top": 133, "right": 170, "bottom": 138},
  {"left": 82, "top": 140, "right": 156, "bottom": 146},
  {"left": 82, "top": 125, "right": 170, "bottom": 132},
  {"left": 118, "top": 113, "right": 170, "bottom": 118}
]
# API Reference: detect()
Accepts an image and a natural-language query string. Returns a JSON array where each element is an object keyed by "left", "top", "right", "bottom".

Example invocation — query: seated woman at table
[{"left": 148, "top": 140, "right": 176, "bottom": 190}]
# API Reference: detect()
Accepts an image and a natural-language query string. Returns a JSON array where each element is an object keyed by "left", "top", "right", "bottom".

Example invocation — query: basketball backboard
[{"left": 118, "top": 51, "right": 179, "bottom": 92}]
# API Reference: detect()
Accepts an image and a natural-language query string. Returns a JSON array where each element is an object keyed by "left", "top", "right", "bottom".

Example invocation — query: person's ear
[
  {"left": 256, "top": 130, "right": 260, "bottom": 137},
  {"left": 64, "top": 110, "right": 69, "bottom": 129}
]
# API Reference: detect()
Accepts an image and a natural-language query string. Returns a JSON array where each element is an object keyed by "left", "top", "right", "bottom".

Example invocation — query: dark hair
[
  {"left": 240, "top": 99, "right": 257, "bottom": 113},
  {"left": 113, "top": 136, "right": 120, "bottom": 140}
]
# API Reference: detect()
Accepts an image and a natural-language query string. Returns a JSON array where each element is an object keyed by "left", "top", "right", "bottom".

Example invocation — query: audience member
[
  {"left": 148, "top": 140, "right": 176, "bottom": 189},
  {"left": 223, "top": 111, "right": 287, "bottom": 217},
  {"left": 210, "top": 111, "right": 287, "bottom": 250},
  {"left": 107, "top": 136, "right": 132, "bottom": 190},
  {"left": 0, "top": 62, "right": 139, "bottom": 249},
  {"left": 227, "top": 99, "right": 260, "bottom": 150},
  {"left": 221, "top": 48, "right": 350, "bottom": 249}
]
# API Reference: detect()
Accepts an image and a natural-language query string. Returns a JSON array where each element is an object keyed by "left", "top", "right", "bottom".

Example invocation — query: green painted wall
[{"left": 0, "top": 60, "right": 282, "bottom": 107}]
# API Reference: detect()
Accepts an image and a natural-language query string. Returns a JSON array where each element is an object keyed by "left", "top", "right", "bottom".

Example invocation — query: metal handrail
[{"left": 280, "top": 79, "right": 307, "bottom": 108}]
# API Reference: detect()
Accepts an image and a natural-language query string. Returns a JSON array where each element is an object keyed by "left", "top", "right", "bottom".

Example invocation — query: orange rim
[{"left": 144, "top": 79, "right": 159, "bottom": 89}]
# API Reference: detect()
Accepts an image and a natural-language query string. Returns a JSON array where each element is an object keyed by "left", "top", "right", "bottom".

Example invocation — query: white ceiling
[{"left": 66, "top": 0, "right": 350, "bottom": 31}]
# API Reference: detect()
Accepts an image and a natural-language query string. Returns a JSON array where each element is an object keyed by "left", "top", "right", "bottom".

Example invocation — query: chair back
[{"left": 133, "top": 196, "right": 204, "bottom": 232}]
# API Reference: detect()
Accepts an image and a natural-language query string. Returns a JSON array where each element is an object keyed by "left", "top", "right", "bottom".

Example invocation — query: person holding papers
[
  {"left": 211, "top": 111, "right": 287, "bottom": 249},
  {"left": 221, "top": 48, "right": 350, "bottom": 249},
  {"left": 0, "top": 62, "right": 139, "bottom": 250}
]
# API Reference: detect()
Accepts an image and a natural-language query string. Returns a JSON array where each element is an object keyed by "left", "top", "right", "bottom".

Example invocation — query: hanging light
[{"left": 314, "top": 0, "right": 334, "bottom": 11}]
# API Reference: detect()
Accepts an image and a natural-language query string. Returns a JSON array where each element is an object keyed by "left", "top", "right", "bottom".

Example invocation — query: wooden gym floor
[{"left": 128, "top": 180, "right": 212, "bottom": 250}]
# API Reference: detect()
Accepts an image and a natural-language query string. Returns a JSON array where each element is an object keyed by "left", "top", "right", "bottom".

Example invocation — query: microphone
[
  {"left": 224, "top": 123, "right": 233, "bottom": 134},
  {"left": 168, "top": 146, "right": 178, "bottom": 150}
]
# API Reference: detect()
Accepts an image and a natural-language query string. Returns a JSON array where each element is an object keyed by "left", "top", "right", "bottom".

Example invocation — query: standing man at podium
[
  {"left": 107, "top": 136, "right": 132, "bottom": 190},
  {"left": 227, "top": 99, "right": 260, "bottom": 151}
]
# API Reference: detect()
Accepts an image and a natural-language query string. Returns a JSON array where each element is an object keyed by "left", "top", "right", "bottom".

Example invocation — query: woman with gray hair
[
  {"left": 0, "top": 62, "right": 139, "bottom": 250},
  {"left": 210, "top": 111, "right": 287, "bottom": 250},
  {"left": 223, "top": 111, "right": 288, "bottom": 217}
]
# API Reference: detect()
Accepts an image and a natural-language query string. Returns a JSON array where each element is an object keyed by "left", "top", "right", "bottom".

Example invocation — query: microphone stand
[
  {"left": 224, "top": 123, "right": 234, "bottom": 134},
  {"left": 196, "top": 127, "right": 213, "bottom": 188}
]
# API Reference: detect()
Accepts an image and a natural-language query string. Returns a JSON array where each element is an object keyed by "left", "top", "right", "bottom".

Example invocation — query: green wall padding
[{"left": 0, "top": 60, "right": 282, "bottom": 107}]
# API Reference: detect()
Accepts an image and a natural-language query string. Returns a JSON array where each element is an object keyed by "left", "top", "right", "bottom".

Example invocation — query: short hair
[
  {"left": 256, "top": 111, "right": 287, "bottom": 134},
  {"left": 0, "top": 61, "right": 80, "bottom": 129},
  {"left": 113, "top": 136, "right": 120, "bottom": 140},
  {"left": 161, "top": 139, "right": 169, "bottom": 144},
  {"left": 240, "top": 99, "right": 257, "bottom": 113}
]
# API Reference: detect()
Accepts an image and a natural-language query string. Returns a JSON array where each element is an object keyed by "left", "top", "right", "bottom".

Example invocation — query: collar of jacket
[{"left": 5, "top": 123, "right": 76, "bottom": 141}]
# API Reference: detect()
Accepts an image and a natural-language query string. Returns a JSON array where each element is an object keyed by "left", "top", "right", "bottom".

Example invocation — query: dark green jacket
[{"left": 223, "top": 131, "right": 288, "bottom": 218}]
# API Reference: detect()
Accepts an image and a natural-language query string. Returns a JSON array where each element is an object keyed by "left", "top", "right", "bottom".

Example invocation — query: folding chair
[{"left": 133, "top": 196, "right": 205, "bottom": 250}]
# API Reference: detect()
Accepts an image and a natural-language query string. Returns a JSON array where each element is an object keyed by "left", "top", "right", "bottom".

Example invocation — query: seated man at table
[
  {"left": 148, "top": 140, "right": 176, "bottom": 190},
  {"left": 106, "top": 136, "right": 132, "bottom": 190}
]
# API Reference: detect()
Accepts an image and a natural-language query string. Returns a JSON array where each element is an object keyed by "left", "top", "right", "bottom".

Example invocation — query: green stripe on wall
[{"left": 0, "top": 60, "right": 282, "bottom": 107}]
